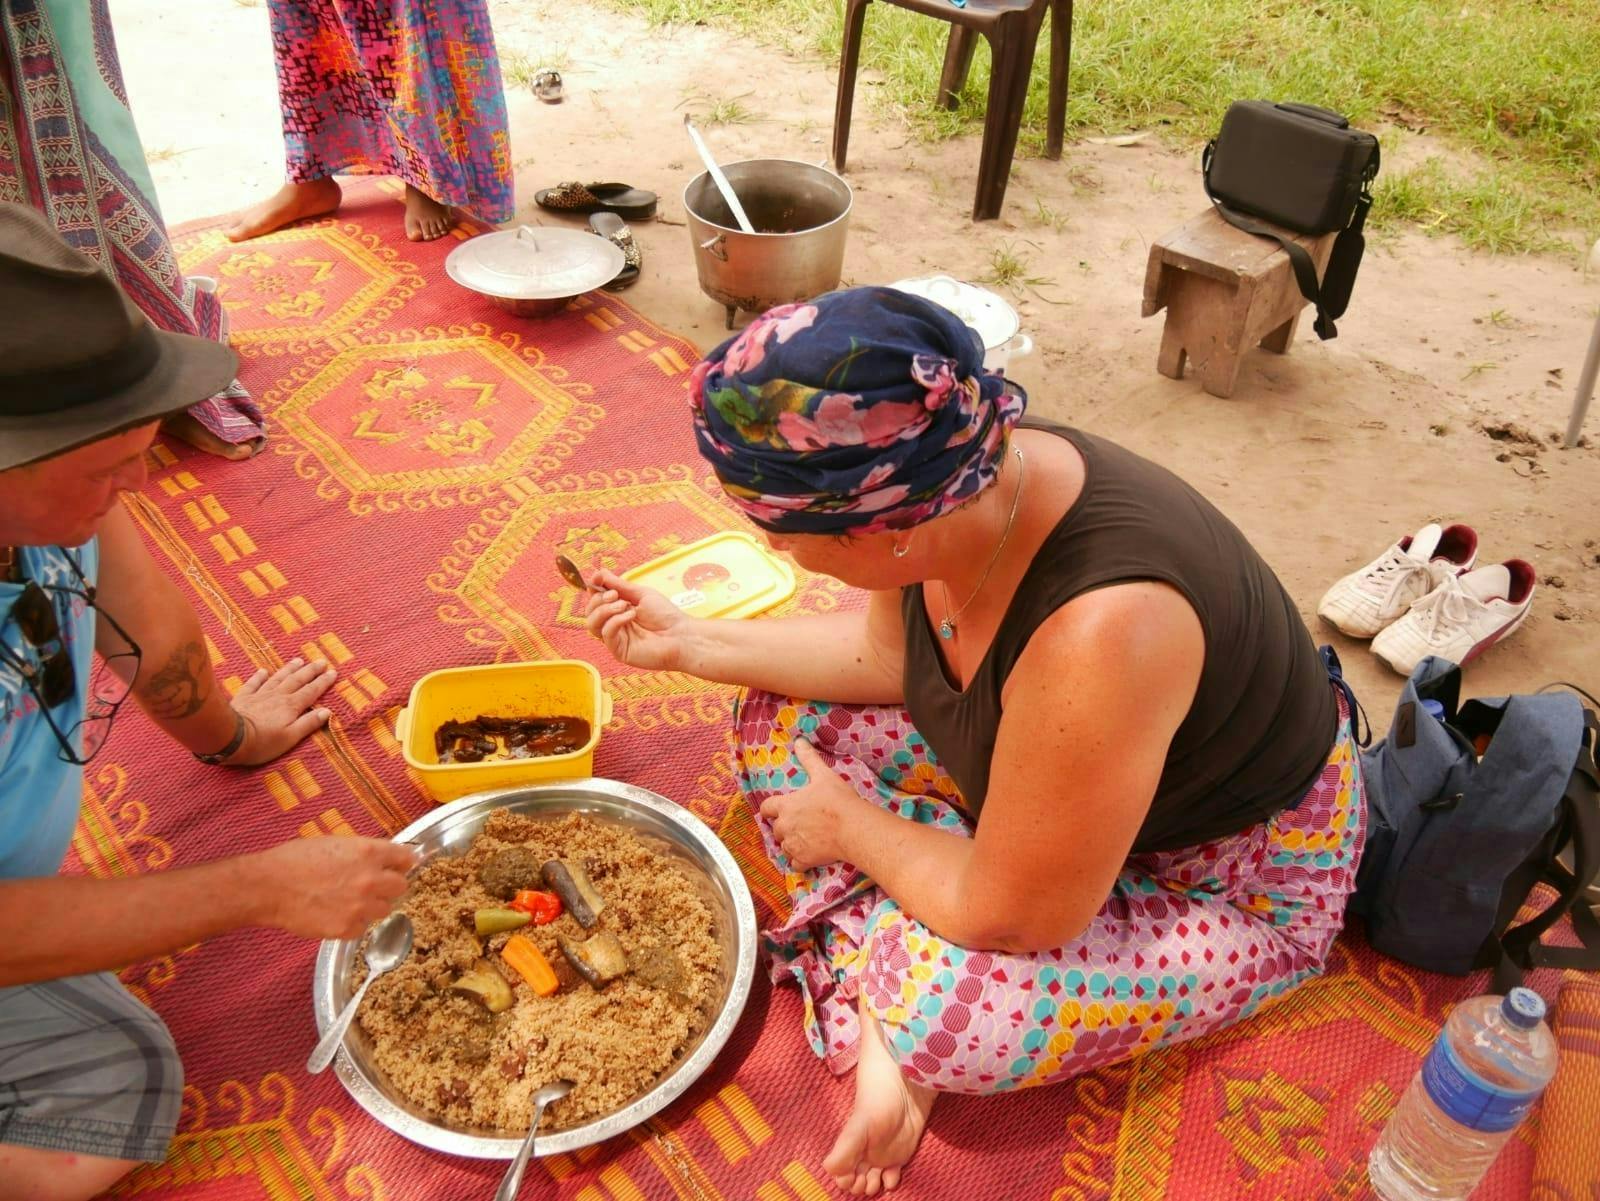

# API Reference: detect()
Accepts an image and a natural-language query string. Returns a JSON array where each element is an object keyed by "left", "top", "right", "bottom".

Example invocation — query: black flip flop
[
  {"left": 590, "top": 212, "right": 640, "bottom": 291},
  {"left": 535, "top": 181, "right": 657, "bottom": 220}
]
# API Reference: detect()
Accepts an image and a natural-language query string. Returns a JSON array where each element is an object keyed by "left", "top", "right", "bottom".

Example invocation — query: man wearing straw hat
[{"left": 0, "top": 203, "right": 417, "bottom": 1200}]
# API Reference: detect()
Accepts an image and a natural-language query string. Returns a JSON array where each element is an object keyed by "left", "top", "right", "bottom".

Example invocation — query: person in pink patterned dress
[
  {"left": 226, "top": 0, "right": 513, "bottom": 243},
  {"left": 1, "top": 0, "right": 266, "bottom": 459},
  {"left": 583, "top": 287, "right": 1368, "bottom": 1196}
]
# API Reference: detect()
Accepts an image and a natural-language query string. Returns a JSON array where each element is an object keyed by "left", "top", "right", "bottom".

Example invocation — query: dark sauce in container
[{"left": 433, "top": 715, "right": 591, "bottom": 764}]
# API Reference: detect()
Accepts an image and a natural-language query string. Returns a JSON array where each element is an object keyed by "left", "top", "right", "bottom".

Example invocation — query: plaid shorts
[{"left": 0, "top": 973, "right": 183, "bottom": 1163}]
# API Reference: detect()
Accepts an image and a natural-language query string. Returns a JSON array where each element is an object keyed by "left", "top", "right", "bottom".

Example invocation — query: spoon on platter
[{"left": 307, "top": 911, "right": 413, "bottom": 1075}]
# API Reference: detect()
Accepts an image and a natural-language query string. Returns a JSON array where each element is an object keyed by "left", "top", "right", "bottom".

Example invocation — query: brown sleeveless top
[{"left": 901, "top": 423, "right": 1336, "bottom": 853}]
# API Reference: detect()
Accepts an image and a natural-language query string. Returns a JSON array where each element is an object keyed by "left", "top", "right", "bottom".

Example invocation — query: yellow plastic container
[
  {"left": 623, "top": 531, "right": 796, "bottom": 621},
  {"left": 394, "top": 660, "right": 614, "bottom": 803}
]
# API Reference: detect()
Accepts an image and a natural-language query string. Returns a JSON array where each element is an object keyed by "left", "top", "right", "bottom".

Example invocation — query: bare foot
[
  {"left": 226, "top": 177, "right": 342, "bottom": 242},
  {"left": 823, "top": 1008, "right": 937, "bottom": 1196},
  {"left": 404, "top": 184, "right": 455, "bottom": 241},
  {"left": 160, "top": 412, "right": 266, "bottom": 461}
]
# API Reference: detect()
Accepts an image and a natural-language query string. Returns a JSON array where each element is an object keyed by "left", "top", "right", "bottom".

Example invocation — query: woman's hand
[
  {"left": 582, "top": 570, "right": 695, "bottom": 672},
  {"left": 759, "top": 740, "right": 860, "bottom": 871}
]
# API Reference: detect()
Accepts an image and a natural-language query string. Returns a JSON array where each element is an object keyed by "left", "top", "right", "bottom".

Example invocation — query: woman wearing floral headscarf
[{"left": 584, "top": 287, "right": 1365, "bottom": 1196}]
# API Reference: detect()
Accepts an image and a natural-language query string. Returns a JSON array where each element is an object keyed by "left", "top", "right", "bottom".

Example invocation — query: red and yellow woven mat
[{"left": 79, "top": 181, "right": 1550, "bottom": 1199}]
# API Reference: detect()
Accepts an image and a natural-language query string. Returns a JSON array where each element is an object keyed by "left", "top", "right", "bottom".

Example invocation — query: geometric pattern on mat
[{"left": 64, "top": 179, "right": 1543, "bottom": 1199}]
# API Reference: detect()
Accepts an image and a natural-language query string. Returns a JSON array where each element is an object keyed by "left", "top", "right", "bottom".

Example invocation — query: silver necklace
[{"left": 938, "top": 446, "right": 1025, "bottom": 641}]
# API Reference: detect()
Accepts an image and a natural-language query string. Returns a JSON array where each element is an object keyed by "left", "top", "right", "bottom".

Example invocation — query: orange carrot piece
[{"left": 502, "top": 934, "right": 559, "bottom": 997}]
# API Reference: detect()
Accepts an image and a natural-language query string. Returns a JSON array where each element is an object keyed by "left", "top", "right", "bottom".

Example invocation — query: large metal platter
[{"left": 311, "top": 779, "right": 758, "bottom": 1159}]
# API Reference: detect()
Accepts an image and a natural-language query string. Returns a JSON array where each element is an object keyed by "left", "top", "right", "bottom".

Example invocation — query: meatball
[{"left": 478, "top": 847, "right": 542, "bottom": 899}]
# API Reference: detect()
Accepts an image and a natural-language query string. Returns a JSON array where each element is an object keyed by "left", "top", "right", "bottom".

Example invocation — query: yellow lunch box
[{"left": 394, "top": 659, "right": 614, "bottom": 803}]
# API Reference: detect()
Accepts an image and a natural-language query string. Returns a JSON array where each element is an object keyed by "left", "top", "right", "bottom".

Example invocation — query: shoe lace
[
  {"left": 1361, "top": 546, "right": 1430, "bottom": 608},
  {"left": 1407, "top": 570, "right": 1477, "bottom": 643}
]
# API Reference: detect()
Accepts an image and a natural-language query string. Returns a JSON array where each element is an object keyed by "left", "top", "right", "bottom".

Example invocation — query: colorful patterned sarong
[
  {"left": 267, "top": 0, "right": 513, "bottom": 224},
  {"left": 0, "top": 0, "right": 263, "bottom": 449},
  {"left": 737, "top": 689, "right": 1366, "bottom": 1092}
]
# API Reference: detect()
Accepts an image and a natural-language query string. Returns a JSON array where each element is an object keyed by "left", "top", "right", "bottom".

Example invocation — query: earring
[{"left": 892, "top": 541, "right": 910, "bottom": 559}]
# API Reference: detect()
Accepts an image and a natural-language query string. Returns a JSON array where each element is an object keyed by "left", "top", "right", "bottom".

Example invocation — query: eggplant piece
[
  {"left": 541, "top": 859, "right": 606, "bottom": 928},
  {"left": 474, "top": 907, "right": 531, "bottom": 937},
  {"left": 449, "top": 958, "right": 515, "bottom": 1013},
  {"left": 558, "top": 931, "right": 629, "bottom": 989}
]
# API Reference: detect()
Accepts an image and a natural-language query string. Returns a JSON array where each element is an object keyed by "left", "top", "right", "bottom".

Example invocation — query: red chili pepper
[{"left": 509, "top": 889, "right": 563, "bottom": 925}]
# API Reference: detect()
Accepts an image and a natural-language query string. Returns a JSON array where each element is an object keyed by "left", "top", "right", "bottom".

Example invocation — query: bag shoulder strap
[
  {"left": 1201, "top": 140, "right": 1376, "bottom": 342},
  {"left": 1491, "top": 746, "right": 1600, "bottom": 990}
]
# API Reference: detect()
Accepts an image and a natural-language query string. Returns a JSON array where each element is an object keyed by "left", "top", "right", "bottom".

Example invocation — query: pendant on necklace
[{"left": 938, "top": 618, "right": 955, "bottom": 641}]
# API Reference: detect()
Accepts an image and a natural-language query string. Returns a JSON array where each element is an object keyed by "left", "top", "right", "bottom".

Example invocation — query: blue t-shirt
[{"left": 0, "top": 541, "right": 99, "bottom": 880}]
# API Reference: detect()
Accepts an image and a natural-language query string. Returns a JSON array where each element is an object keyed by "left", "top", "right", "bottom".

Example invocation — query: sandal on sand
[
  {"left": 535, "top": 181, "right": 657, "bottom": 220},
  {"left": 590, "top": 212, "right": 640, "bottom": 291}
]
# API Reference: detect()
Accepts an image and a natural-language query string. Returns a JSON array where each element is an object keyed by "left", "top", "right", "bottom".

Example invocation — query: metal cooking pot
[{"left": 684, "top": 159, "right": 852, "bottom": 329}]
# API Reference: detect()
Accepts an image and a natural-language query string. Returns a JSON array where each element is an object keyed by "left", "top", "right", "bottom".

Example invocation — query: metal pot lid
[
  {"left": 446, "top": 226, "right": 624, "bottom": 300},
  {"left": 888, "top": 274, "right": 1020, "bottom": 351}
]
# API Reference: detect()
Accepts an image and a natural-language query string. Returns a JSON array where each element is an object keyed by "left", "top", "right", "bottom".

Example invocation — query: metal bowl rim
[
  {"left": 311, "top": 778, "right": 759, "bottom": 1159},
  {"left": 682, "top": 157, "right": 854, "bottom": 238}
]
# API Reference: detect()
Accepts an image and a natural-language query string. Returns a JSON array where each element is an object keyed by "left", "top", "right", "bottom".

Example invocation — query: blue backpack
[{"left": 1353, "top": 656, "right": 1600, "bottom": 988}]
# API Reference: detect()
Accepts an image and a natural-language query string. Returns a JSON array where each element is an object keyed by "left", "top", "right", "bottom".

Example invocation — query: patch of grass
[
  {"left": 679, "top": 89, "right": 761, "bottom": 126},
  {"left": 605, "top": 0, "right": 1600, "bottom": 256},
  {"left": 979, "top": 240, "right": 1057, "bottom": 299},
  {"left": 1032, "top": 197, "right": 1068, "bottom": 233}
]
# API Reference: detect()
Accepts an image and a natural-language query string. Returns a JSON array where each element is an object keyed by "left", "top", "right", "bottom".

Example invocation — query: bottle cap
[
  {"left": 1502, "top": 987, "right": 1546, "bottom": 1029},
  {"left": 1421, "top": 699, "right": 1446, "bottom": 722}
]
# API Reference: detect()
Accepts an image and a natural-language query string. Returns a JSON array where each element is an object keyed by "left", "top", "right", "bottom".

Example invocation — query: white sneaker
[
  {"left": 1317, "top": 523, "right": 1479, "bottom": 638},
  {"left": 1371, "top": 559, "right": 1536, "bottom": 675}
]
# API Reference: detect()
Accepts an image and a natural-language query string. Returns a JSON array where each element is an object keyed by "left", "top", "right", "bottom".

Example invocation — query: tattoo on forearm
[{"left": 140, "top": 639, "right": 210, "bottom": 721}]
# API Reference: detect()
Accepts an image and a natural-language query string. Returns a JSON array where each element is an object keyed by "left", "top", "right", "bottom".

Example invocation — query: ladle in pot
[{"left": 683, "top": 114, "right": 755, "bottom": 235}]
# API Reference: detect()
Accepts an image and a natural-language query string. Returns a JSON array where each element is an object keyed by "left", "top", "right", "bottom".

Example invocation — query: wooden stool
[{"left": 1142, "top": 208, "right": 1336, "bottom": 398}]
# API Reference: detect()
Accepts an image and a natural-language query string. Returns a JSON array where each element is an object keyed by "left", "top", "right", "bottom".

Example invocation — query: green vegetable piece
[
  {"left": 541, "top": 859, "right": 606, "bottom": 929},
  {"left": 474, "top": 907, "right": 531, "bottom": 937},
  {"left": 558, "top": 931, "right": 629, "bottom": 989},
  {"left": 449, "top": 958, "right": 515, "bottom": 1013}
]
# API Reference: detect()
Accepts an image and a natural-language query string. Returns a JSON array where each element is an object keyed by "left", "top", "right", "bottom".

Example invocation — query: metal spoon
[
  {"left": 683, "top": 113, "right": 755, "bottom": 235},
  {"left": 555, "top": 553, "right": 604, "bottom": 593},
  {"left": 495, "top": 1079, "right": 576, "bottom": 1201},
  {"left": 307, "top": 912, "right": 413, "bottom": 1075}
]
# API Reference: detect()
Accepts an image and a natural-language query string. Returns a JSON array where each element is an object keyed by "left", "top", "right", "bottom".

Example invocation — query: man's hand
[
  {"left": 247, "top": 837, "right": 419, "bottom": 939},
  {"left": 758, "top": 740, "right": 859, "bottom": 871},
  {"left": 224, "top": 658, "right": 338, "bottom": 766}
]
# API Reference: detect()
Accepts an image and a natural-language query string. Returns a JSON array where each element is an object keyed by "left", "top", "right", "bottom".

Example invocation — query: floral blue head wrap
[{"left": 688, "top": 285, "right": 1027, "bottom": 534}]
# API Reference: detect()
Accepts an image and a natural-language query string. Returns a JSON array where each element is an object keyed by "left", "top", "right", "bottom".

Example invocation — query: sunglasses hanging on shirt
[{"left": 0, "top": 549, "right": 141, "bottom": 764}]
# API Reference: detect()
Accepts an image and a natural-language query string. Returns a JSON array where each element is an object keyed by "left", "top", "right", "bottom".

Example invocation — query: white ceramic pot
[{"left": 887, "top": 274, "right": 1033, "bottom": 374}]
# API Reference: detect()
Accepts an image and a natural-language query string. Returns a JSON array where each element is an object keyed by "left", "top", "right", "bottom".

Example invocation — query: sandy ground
[{"left": 113, "top": 0, "right": 1600, "bottom": 716}]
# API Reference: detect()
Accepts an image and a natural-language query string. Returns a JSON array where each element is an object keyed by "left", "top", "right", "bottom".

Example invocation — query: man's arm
[
  {"left": 0, "top": 836, "right": 419, "bottom": 988},
  {"left": 94, "top": 503, "right": 336, "bottom": 764}
]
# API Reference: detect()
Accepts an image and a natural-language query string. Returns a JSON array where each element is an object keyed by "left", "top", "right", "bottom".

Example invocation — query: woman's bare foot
[
  {"left": 823, "top": 1009, "right": 937, "bottom": 1196},
  {"left": 160, "top": 413, "right": 266, "bottom": 461},
  {"left": 403, "top": 184, "right": 455, "bottom": 241},
  {"left": 226, "top": 178, "right": 342, "bottom": 242}
]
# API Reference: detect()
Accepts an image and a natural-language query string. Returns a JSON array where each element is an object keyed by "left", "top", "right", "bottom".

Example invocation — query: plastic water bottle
[{"left": 1368, "top": 988, "right": 1557, "bottom": 1201}]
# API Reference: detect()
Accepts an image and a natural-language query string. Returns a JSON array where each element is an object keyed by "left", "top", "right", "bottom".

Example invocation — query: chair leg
[
  {"left": 1046, "top": 0, "right": 1073, "bottom": 160},
  {"left": 937, "top": 25, "right": 978, "bottom": 110},
  {"left": 971, "top": 12, "right": 1041, "bottom": 220},
  {"left": 832, "top": 0, "right": 873, "bottom": 173}
]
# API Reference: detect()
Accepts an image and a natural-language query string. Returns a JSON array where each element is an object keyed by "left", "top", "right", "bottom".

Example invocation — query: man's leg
[
  {"left": 0, "top": 973, "right": 183, "bottom": 1201},
  {"left": 0, "top": 1143, "right": 141, "bottom": 1201}
]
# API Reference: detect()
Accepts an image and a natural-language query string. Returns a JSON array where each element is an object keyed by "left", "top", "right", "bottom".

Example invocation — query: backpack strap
[
  {"left": 1491, "top": 731, "right": 1600, "bottom": 990},
  {"left": 1202, "top": 141, "right": 1378, "bottom": 342}
]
